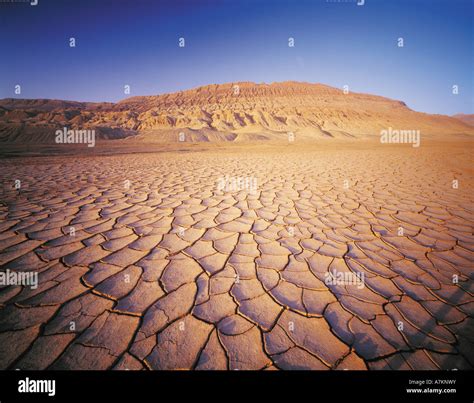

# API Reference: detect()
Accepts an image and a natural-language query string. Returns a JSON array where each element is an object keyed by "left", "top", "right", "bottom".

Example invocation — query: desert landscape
[
  {"left": 0, "top": 82, "right": 473, "bottom": 370},
  {"left": 1, "top": 82, "right": 472, "bottom": 146}
]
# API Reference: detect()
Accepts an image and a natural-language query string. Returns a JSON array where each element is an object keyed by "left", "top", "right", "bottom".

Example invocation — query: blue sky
[{"left": 0, "top": 0, "right": 472, "bottom": 114}]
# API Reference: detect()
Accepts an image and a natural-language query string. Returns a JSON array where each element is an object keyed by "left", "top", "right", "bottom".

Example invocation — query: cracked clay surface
[{"left": 0, "top": 144, "right": 473, "bottom": 370}]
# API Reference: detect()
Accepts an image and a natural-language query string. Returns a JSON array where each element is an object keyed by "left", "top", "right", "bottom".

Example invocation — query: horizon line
[{"left": 3, "top": 80, "right": 468, "bottom": 117}]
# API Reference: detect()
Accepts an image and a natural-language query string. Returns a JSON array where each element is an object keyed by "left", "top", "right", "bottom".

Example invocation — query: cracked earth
[{"left": 0, "top": 142, "right": 473, "bottom": 370}]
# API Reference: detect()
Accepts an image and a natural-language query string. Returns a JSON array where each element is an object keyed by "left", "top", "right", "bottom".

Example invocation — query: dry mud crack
[{"left": 0, "top": 143, "right": 473, "bottom": 370}]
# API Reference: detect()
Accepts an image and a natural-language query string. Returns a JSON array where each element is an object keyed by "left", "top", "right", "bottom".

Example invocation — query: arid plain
[{"left": 0, "top": 83, "right": 473, "bottom": 370}]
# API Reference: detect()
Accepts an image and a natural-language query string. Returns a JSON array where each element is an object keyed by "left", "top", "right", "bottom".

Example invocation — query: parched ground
[{"left": 0, "top": 141, "right": 473, "bottom": 370}]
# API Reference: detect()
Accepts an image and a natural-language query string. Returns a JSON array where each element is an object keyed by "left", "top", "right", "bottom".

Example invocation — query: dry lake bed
[{"left": 0, "top": 140, "right": 473, "bottom": 370}]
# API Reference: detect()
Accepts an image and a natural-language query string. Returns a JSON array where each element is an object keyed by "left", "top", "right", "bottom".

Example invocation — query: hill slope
[
  {"left": 453, "top": 114, "right": 474, "bottom": 127},
  {"left": 1, "top": 81, "right": 473, "bottom": 143}
]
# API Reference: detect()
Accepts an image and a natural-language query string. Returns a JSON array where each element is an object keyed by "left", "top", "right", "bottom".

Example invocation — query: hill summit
[{"left": 1, "top": 81, "right": 472, "bottom": 143}]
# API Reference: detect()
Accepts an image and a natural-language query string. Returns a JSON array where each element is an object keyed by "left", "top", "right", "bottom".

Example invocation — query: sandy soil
[{"left": 0, "top": 140, "right": 473, "bottom": 370}]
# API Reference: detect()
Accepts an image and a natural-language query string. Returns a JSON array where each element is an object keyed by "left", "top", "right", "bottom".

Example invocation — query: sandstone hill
[
  {"left": 1, "top": 81, "right": 472, "bottom": 143},
  {"left": 453, "top": 113, "right": 474, "bottom": 127}
]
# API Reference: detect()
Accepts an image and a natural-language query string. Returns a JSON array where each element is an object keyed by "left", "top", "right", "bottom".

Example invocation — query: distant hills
[
  {"left": 452, "top": 113, "right": 474, "bottom": 127},
  {"left": 1, "top": 81, "right": 473, "bottom": 143}
]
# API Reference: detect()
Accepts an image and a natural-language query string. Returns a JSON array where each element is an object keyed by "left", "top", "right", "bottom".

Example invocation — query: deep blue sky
[{"left": 0, "top": 0, "right": 472, "bottom": 114}]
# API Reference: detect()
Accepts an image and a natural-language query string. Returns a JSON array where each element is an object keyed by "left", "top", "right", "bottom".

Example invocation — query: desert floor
[{"left": 0, "top": 140, "right": 473, "bottom": 370}]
